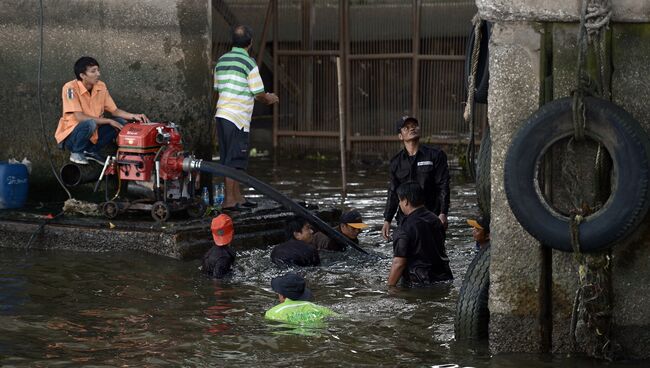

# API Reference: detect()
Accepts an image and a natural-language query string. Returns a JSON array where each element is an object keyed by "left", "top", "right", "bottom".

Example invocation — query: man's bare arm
[{"left": 387, "top": 257, "right": 407, "bottom": 286}]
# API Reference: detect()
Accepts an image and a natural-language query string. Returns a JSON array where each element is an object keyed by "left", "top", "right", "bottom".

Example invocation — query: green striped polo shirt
[{"left": 214, "top": 47, "right": 265, "bottom": 132}]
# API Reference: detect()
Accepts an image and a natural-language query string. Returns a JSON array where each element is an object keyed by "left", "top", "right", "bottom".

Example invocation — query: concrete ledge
[
  {"left": 477, "top": 0, "right": 650, "bottom": 23},
  {"left": 0, "top": 204, "right": 340, "bottom": 260}
]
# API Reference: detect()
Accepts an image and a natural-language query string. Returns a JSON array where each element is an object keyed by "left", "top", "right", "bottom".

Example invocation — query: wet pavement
[{"left": 0, "top": 158, "right": 647, "bottom": 367}]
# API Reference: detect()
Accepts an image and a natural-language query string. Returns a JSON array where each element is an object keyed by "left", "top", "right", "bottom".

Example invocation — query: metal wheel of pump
[
  {"left": 102, "top": 201, "right": 120, "bottom": 219},
  {"left": 504, "top": 97, "right": 650, "bottom": 252},
  {"left": 151, "top": 201, "right": 171, "bottom": 222},
  {"left": 455, "top": 246, "right": 490, "bottom": 339},
  {"left": 186, "top": 199, "right": 206, "bottom": 219}
]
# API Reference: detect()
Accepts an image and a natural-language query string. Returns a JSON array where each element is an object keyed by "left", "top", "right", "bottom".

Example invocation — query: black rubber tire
[
  {"left": 151, "top": 201, "right": 171, "bottom": 222},
  {"left": 504, "top": 97, "right": 650, "bottom": 252},
  {"left": 102, "top": 201, "right": 119, "bottom": 219},
  {"left": 475, "top": 126, "right": 491, "bottom": 220},
  {"left": 186, "top": 199, "right": 206, "bottom": 219},
  {"left": 455, "top": 246, "right": 490, "bottom": 340},
  {"left": 464, "top": 21, "right": 490, "bottom": 104}
]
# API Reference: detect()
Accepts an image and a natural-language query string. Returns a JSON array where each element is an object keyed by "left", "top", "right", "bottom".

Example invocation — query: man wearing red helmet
[{"left": 202, "top": 214, "right": 236, "bottom": 279}]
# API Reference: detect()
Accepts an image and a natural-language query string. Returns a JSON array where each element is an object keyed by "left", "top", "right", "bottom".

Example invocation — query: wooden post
[
  {"left": 411, "top": 0, "right": 421, "bottom": 118},
  {"left": 336, "top": 57, "right": 347, "bottom": 199},
  {"left": 255, "top": 0, "right": 274, "bottom": 66},
  {"left": 272, "top": 0, "right": 279, "bottom": 148}
]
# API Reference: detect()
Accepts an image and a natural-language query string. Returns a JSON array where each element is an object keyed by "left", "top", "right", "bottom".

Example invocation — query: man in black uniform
[
  {"left": 381, "top": 116, "right": 450, "bottom": 240},
  {"left": 387, "top": 181, "right": 452, "bottom": 287}
]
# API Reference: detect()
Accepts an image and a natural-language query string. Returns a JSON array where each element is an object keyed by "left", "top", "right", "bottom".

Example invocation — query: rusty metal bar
[
  {"left": 277, "top": 130, "right": 339, "bottom": 137},
  {"left": 349, "top": 135, "right": 481, "bottom": 144},
  {"left": 419, "top": 54, "right": 465, "bottom": 61},
  {"left": 412, "top": 0, "right": 421, "bottom": 117},
  {"left": 342, "top": 0, "right": 351, "bottom": 153},
  {"left": 347, "top": 53, "right": 465, "bottom": 60},
  {"left": 255, "top": 0, "right": 274, "bottom": 66},
  {"left": 272, "top": 0, "right": 278, "bottom": 148},
  {"left": 276, "top": 131, "right": 480, "bottom": 145},
  {"left": 276, "top": 50, "right": 340, "bottom": 56},
  {"left": 302, "top": 0, "right": 314, "bottom": 130}
]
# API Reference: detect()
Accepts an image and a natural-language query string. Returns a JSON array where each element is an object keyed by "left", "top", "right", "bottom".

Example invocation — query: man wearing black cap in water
[
  {"left": 382, "top": 116, "right": 450, "bottom": 241},
  {"left": 265, "top": 272, "right": 336, "bottom": 324},
  {"left": 311, "top": 209, "right": 369, "bottom": 252}
]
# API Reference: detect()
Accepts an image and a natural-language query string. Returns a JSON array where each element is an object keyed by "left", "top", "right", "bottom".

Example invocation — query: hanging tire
[
  {"left": 475, "top": 126, "right": 491, "bottom": 220},
  {"left": 455, "top": 246, "right": 490, "bottom": 340},
  {"left": 504, "top": 97, "right": 650, "bottom": 252},
  {"left": 464, "top": 21, "right": 491, "bottom": 104}
]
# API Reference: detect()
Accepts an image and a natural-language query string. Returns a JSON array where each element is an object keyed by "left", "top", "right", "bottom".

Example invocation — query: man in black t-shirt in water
[
  {"left": 387, "top": 181, "right": 452, "bottom": 287},
  {"left": 270, "top": 216, "right": 320, "bottom": 267}
]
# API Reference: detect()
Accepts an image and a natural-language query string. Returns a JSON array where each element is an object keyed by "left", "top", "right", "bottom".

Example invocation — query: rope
[
  {"left": 463, "top": 14, "right": 482, "bottom": 123},
  {"left": 463, "top": 14, "right": 482, "bottom": 181},
  {"left": 565, "top": 0, "right": 617, "bottom": 360}
]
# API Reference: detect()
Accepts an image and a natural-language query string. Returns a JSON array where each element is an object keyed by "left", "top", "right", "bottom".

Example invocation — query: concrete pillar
[
  {"left": 487, "top": 21, "right": 543, "bottom": 353},
  {"left": 481, "top": 0, "right": 650, "bottom": 359}
]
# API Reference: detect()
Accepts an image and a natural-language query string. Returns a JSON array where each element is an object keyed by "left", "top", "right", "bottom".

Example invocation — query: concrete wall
[
  {"left": 483, "top": 0, "right": 650, "bottom": 359},
  {"left": 0, "top": 0, "right": 212, "bottom": 198}
]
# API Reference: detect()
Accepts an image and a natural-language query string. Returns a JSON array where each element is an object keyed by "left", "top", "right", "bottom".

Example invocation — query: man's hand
[
  {"left": 381, "top": 220, "right": 392, "bottom": 241},
  {"left": 265, "top": 93, "right": 279, "bottom": 105},
  {"left": 256, "top": 92, "right": 279, "bottom": 105},
  {"left": 439, "top": 213, "right": 448, "bottom": 230},
  {"left": 109, "top": 119, "right": 123, "bottom": 130},
  {"left": 130, "top": 113, "right": 150, "bottom": 123}
]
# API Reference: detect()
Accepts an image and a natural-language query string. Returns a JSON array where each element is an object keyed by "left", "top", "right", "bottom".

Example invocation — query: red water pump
[{"left": 98, "top": 121, "right": 204, "bottom": 221}]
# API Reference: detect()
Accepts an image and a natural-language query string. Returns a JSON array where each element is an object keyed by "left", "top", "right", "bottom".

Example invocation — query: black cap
[
  {"left": 395, "top": 116, "right": 419, "bottom": 133},
  {"left": 271, "top": 272, "right": 313, "bottom": 301},
  {"left": 339, "top": 209, "right": 368, "bottom": 229}
]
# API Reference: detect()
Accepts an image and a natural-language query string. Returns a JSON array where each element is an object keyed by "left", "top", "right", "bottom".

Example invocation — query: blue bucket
[{"left": 0, "top": 162, "right": 29, "bottom": 209}]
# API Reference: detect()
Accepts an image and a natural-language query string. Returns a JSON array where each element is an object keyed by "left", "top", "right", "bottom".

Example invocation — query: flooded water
[{"left": 0, "top": 159, "right": 646, "bottom": 367}]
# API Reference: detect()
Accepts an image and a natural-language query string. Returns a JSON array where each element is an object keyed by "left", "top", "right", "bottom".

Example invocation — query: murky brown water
[{"left": 0, "top": 159, "right": 646, "bottom": 367}]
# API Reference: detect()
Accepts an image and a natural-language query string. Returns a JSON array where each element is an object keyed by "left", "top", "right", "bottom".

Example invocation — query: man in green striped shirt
[{"left": 214, "top": 25, "right": 279, "bottom": 210}]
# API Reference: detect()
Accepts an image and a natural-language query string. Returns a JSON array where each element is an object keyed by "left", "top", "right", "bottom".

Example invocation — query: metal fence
[{"left": 212, "top": 0, "right": 486, "bottom": 158}]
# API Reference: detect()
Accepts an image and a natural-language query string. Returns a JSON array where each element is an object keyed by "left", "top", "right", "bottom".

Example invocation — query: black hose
[{"left": 198, "top": 161, "right": 368, "bottom": 254}]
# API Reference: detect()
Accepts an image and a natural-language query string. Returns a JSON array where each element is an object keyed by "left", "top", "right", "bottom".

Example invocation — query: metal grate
[{"left": 212, "top": 0, "right": 485, "bottom": 157}]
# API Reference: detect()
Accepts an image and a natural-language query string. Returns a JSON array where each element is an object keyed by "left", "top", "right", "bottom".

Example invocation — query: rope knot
[{"left": 585, "top": 0, "right": 612, "bottom": 41}]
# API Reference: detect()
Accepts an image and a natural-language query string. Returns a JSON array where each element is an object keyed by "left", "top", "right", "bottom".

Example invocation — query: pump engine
[{"left": 98, "top": 121, "right": 205, "bottom": 221}]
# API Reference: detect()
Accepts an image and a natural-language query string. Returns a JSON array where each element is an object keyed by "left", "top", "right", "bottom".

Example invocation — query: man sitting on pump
[
  {"left": 311, "top": 209, "right": 368, "bottom": 252},
  {"left": 270, "top": 216, "right": 320, "bottom": 267},
  {"left": 55, "top": 56, "right": 150, "bottom": 165}
]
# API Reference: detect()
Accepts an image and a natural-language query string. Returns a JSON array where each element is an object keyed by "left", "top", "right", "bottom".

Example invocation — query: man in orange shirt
[{"left": 54, "top": 56, "right": 149, "bottom": 165}]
